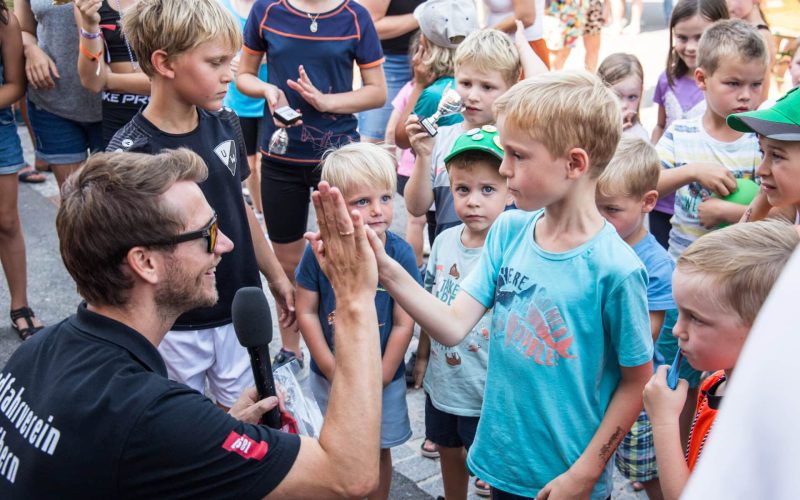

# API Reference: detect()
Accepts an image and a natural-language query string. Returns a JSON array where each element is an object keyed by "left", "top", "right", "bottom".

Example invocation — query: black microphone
[{"left": 232, "top": 287, "right": 282, "bottom": 429}]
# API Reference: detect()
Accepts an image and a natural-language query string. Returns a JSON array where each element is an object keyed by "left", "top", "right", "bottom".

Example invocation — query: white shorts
[{"left": 158, "top": 323, "right": 254, "bottom": 407}]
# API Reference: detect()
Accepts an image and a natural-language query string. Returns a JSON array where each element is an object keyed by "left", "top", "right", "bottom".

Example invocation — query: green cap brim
[
  {"left": 728, "top": 110, "right": 800, "bottom": 141},
  {"left": 727, "top": 88, "right": 800, "bottom": 140}
]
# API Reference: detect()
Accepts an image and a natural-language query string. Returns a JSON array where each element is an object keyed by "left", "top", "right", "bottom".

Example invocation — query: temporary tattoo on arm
[
  {"left": 742, "top": 207, "right": 753, "bottom": 222},
  {"left": 599, "top": 426, "right": 624, "bottom": 462}
]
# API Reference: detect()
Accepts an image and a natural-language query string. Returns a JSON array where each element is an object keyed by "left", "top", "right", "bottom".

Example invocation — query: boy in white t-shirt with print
[
  {"left": 415, "top": 128, "right": 510, "bottom": 499},
  {"left": 656, "top": 20, "right": 768, "bottom": 259}
]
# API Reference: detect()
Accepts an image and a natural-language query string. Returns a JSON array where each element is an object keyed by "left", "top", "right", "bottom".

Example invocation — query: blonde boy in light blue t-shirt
[{"left": 365, "top": 72, "right": 653, "bottom": 499}]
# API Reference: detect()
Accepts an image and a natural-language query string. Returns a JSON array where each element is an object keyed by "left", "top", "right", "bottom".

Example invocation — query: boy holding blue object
[{"left": 596, "top": 137, "right": 697, "bottom": 499}]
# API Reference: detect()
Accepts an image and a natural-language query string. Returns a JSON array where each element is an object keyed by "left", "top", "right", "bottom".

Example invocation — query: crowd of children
[{"left": 2, "top": 0, "right": 800, "bottom": 498}]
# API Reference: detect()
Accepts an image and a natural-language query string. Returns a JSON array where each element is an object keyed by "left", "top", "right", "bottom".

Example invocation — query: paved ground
[{"left": 0, "top": 4, "right": 685, "bottom": 496}]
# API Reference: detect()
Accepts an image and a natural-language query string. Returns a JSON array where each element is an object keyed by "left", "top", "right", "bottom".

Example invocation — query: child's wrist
[{"left": 567, "top": 461, "right": 601, "bottom": 485}]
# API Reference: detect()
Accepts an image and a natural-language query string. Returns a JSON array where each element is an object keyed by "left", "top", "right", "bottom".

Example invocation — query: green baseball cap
[
  {"left": 444, "top": 124, "right": 505, "bottom": 164},
  {"left": 727, "top": 87, "right": 800, "bottom": 141}
]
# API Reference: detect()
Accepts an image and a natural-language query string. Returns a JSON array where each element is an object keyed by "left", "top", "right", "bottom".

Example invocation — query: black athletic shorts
[
  {"left": 261, "top": 156, "right": 321, "bottom": 243},
  {"left": 239, "top": 116, "right": 263, "bottom": 157}
]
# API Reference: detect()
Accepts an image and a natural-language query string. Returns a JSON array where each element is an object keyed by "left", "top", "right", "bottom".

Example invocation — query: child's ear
[
  {"left": 151, "top": 49, "right": 176, "bottom": 79},
  {"left": 565, "top": 147, "right": 590, "bottom": 179},
  {"left": 641, "top": 189, "right": 659, "bottom": 213},
  {"left": 695, "top": 67, "right": 708, "bottom": 91}
]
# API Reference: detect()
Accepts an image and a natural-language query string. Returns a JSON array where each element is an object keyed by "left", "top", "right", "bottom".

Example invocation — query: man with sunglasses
[{"left": 0, "top": 150, "right": 384, "bottom": 498}]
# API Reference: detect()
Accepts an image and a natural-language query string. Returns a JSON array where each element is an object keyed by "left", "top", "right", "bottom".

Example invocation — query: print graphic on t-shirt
[
  {"left": 300, "top": 125, "right": 357, "bottom": 154},
  {"left": 213, "top": 140, "right": 237, "bottom": 175},
  {"left": 493, "top": 267, "right": 575, "bottom": 366}
]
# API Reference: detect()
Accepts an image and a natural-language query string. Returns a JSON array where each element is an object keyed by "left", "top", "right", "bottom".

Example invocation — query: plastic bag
[{"left": 273, "top": 360, "right": 323, "bottom": 438}]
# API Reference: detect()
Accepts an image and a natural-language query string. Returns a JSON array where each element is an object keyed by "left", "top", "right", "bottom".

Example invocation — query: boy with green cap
[
  {"left": 728, "top": 87, "right": 800, "bottom": 225},
  {"left": 414, "top": 127, "right": 511, "bottom": 499}
]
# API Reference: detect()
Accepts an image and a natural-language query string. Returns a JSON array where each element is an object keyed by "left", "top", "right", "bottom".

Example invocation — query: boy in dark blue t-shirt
[
  {"left": 108, "top": 0, "right": 295, "bottom": 409},
  {"left": 295, "top": 143, "right": 419, "bottom": 500}
]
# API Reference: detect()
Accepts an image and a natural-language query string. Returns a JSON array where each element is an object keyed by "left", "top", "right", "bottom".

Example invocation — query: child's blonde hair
[
  {"left": 321, "top": 142, "right": 397, "bottom": 195},
  {"left": 454, "top": 29, "right": 521, "bottom": 87},
  {"left": 414, "top": 32, "right": 458, "bottom": 82},
  {"left": 121, "top": 0, "right": 242, "bottom": 77},
  {"left": 697, "top": 19, "right": 768, "bottom": 76},
  {"left": 493, "top": 71, "right": 621, "bottom": 173},
  {"left": 678, "top": 219, "right": 799, "bottom": 324},
  {"left": 597, "top": 137, "right": 660, "bottom": 199}
]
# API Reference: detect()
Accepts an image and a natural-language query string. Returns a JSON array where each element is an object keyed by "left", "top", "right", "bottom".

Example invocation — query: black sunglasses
[{"left": 149, "top": 213, "right": 219, "bottom": 253}]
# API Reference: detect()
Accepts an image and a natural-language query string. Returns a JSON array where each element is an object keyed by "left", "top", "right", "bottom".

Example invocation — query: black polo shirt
[{"left": 0, "top": 305, "right": 300, "bottom": 498}]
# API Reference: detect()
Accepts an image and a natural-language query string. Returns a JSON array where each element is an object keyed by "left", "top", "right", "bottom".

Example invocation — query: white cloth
[
  {"left": 157, "top": 323, "right": 254, "bottom": 407},
  {"left": 682, "top": 248, "right": 800, "bottom": 500},
  {"left": 483, "top": 0, "right": 545, "bottom": 41}
]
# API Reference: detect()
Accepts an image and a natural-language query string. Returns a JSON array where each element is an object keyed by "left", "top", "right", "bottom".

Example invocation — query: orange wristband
[{"left": 79, "top": 42, "right": 103, "bottom": 62}]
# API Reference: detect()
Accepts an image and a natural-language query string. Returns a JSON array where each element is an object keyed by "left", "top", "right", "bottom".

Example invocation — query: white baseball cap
[{"left": 414, "top": 0, "right": 478, "bottom": 49}]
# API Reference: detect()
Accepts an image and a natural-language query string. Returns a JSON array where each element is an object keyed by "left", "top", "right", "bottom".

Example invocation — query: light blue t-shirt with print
[
  {"left": 423, "top": 224, "right": 490, "bottom": 417},
  {"left": 220, "top": 0, "right": 268, "bottom": 118},
  {"left": 460, "top": 210, "right": 653, "bottom": 499}
]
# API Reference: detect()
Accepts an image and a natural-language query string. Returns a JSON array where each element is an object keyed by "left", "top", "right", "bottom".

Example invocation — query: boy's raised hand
[
  {"left": 75, "top": 0, "right": 102, "bottom": 26},
  {"left": 304, "top": 182, "right": 378, "bottom": 300},
  {"left": 364, "top": 225, "right": 401, "bottom": 282},
  {"left": 405, "top": 114, "right": 434, "bottom": 157},
  {"left": 643, "top": 364, "right": 688, "bottom": 427},
  {"left": 411, "top": 44, "right": 436, "bottom": 88},
  {"left": 691, "top": 163, "right": 737, "bottom": 197}
]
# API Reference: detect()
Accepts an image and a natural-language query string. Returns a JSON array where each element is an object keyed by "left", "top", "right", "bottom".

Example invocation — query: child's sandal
[{"left": 10, "top": 307, "right": 43, "bottom": 341}]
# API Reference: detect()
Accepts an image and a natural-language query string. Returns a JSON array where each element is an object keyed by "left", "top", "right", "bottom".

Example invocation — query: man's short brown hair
[{"left": 57, "top": 149, "right": 208, "bottom": 307}]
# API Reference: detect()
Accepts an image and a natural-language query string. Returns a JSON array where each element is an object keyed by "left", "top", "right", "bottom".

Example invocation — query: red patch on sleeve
[{"left": 222, "top": 431, "right": 269, "bottom": 460}]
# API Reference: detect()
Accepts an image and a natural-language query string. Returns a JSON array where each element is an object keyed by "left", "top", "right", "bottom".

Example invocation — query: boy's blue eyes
[
  {"left": 455, "top": 186, "right": 496, "bottom": 194},
  {"left": 353, "top": 195, "right": 392, "bottom": 206}
]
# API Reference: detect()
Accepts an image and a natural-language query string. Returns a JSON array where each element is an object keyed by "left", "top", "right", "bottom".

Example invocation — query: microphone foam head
[{"left": 231, "top": 287, "right": 274, "bottom": 347}]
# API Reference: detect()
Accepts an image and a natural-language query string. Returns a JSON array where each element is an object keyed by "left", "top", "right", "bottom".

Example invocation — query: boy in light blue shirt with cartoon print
[{"left": 365, "top": 72, "right": 653, "bottom": 499}]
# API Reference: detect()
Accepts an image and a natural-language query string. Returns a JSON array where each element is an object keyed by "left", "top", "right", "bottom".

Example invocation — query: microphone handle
[{"left": 247, "top": 345, "right": 282, "bottom": 429}]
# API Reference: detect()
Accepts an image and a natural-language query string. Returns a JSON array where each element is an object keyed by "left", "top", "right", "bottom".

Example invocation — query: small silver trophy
[
  {"left": 268, "top": 106, "right": 302, "bottom": 155},
  {"left": 269, "top": 129, "right": 289, "bottom": 155},
  {"left": 420, "top": 86, "right": 464, "bottom": 137}
]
